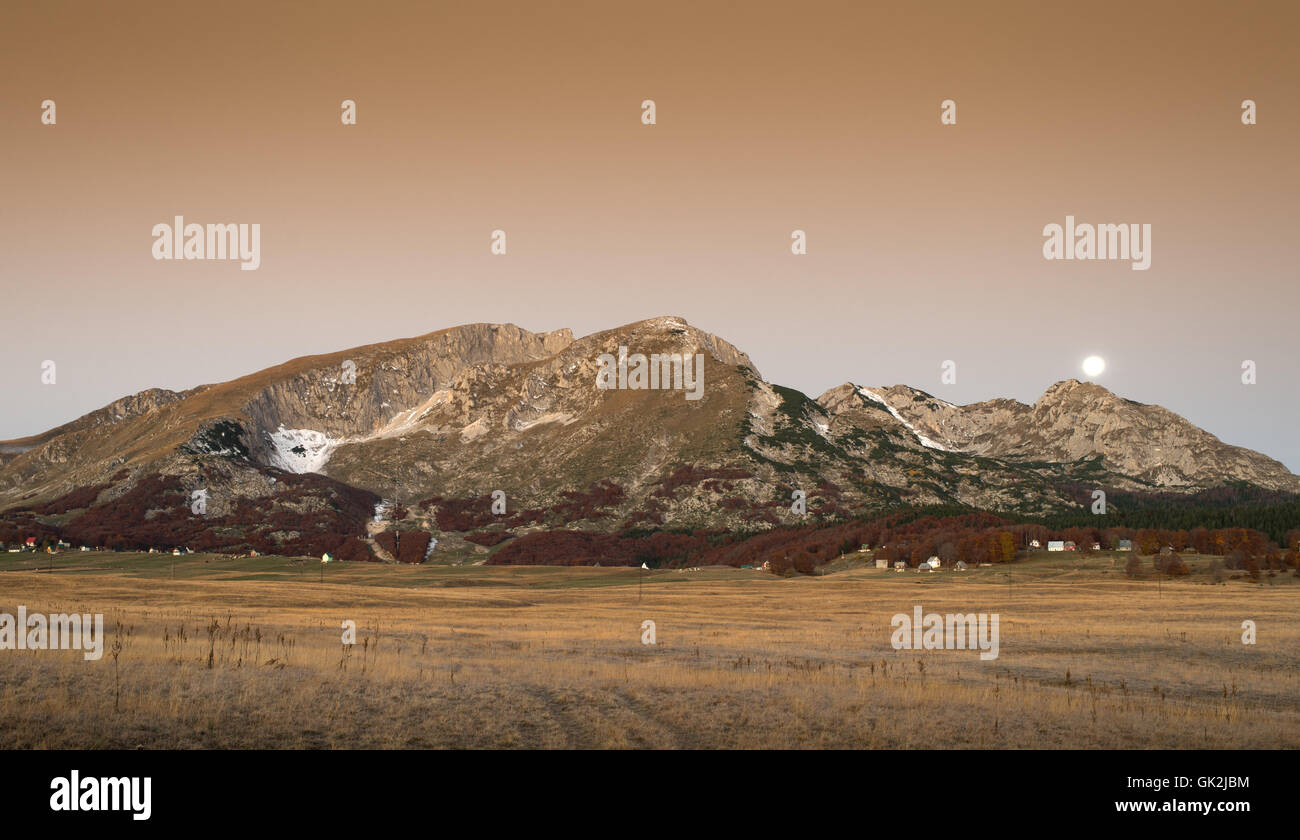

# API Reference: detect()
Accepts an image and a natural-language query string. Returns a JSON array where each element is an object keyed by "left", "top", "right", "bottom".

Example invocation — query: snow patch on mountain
[
  {"left": 266, "top": 427, "right": 341, "bottom": 473},
  {"left": 857, "top": 387, "right": 952, "bottom": 452}
]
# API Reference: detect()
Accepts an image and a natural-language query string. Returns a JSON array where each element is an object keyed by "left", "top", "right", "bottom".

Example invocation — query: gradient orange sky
[{"left": 2, "top": 0, "right": 1297, "bottom": 468}]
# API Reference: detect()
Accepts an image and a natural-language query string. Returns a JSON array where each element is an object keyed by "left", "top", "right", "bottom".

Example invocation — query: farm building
[
  {"left": 917, "top": 561, "right": 935, "bottom": 572},
  {"left": 954, "top": 560, "right": 969, "bottom": 571},
  {"left": 893, "top": 561, "right": 906, "bottom": 572},
  {"left": 1029, "top": 539, "right": 1041, "bottom": 549},
  {"left": 1064, "top": 541, "right": 1077, "bottom": 551},
  {"left": 927, "top": 555, "right": 941, "bottom": 569},
  {"left": 1047, "top": 540, "right": 1065, "bottom": 552},
  {"left": 875, "top": 556, "right": 888, "bottom": 569},
  {"left": 1117, "top": 539, "right": 1133, "bottom": 551}
]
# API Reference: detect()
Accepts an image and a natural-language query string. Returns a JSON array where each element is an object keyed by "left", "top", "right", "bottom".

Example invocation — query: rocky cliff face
[
  {"left": 818, "top": 379, "right": 1299, "bottom": 492},
  {"left": 0, "top": 323, "right": 573, "bottom": 496},
  {"left": 2, "top": 316, "right": 1295, "bottom": 560}
]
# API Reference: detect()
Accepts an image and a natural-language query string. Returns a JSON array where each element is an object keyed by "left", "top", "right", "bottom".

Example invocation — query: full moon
[{"left": 1082, "top": 356, "right": 1106, "bottom": 377}]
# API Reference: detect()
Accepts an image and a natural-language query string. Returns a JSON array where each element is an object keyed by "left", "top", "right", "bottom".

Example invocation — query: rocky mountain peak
[
  {"left": 2, "top": 318, "right": 1297, "bottom": 555},
  {"left": 814, "top": 377, "right": 1299, "bottom": 493},
  {"left": 1037, "top": 378, "right": 1119, "bottom": 406}
]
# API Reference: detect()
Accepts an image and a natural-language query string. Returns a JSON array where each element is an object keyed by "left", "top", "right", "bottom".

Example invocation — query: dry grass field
[{"left": 1, "top": 550, "right": 1297, "bottom": 748}]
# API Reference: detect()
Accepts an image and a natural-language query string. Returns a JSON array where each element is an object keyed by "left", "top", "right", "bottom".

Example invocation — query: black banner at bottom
[{"left": 4, "top": 750, "right": 1281, "bottom": 828}]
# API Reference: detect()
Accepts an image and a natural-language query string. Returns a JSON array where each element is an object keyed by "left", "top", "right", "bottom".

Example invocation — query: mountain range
[{"left": 2, "top": 316, "right": 1295, "bottom": 560}]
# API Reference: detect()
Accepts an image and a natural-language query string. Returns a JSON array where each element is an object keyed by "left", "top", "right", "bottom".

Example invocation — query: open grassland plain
[{"left": 1, "top": 551, "right": 1297, "bottom": 749}]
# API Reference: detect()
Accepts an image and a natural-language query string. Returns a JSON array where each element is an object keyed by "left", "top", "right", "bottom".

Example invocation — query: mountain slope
[
  {"left": 817, "top": 380, "right": 1298, "bottom": 492},
  {"left": 2, "top": 316, "right": 1295, "bottom": 559}
]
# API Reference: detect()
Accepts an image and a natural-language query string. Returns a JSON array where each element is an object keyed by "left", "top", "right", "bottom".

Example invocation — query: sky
[{"left": 1, "top": 0, "right": 1297, "bottom": 470}]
